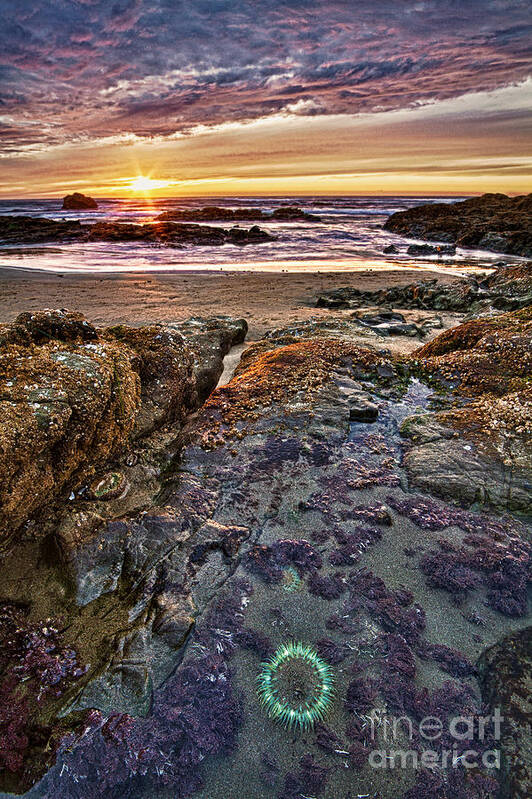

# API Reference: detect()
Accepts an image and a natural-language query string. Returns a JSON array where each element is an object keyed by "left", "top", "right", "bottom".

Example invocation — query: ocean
[{"left": 0, "top": 195, "right": 518, "bottom": 274}]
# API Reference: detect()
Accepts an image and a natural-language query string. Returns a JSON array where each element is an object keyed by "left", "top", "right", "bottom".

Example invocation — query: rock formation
[
  {"left": 315, "top": 261, "right": 532, "bottom": 312},
  {"left": 62, "top": 193, "right": 98, "bottom": 210},
  {"left": 157, "top": 205, "right": 321, "bottom": 223},
  {"left": 0, "top": 216, "right": 275, "bottom": 247},
  {"left": 384, "top": 192, "right": 532, "bottom": 257}
]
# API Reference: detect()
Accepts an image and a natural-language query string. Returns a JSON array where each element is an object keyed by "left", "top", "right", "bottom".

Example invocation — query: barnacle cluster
[{"left": 257, "top": 642, "right": 334, "bottom": 731}]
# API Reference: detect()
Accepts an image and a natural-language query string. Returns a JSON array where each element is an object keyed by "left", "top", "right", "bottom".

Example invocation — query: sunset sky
[{"left": 1, "top": 0, "right": 531, "bottom": 198}]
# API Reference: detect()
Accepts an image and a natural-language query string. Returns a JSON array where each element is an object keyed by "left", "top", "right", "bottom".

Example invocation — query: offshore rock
[
  {"left": 157, "top": 205, "right": 320, "bottom": 223},
  {"left": 384, "top": 192, "right": 532, "bottom": 257},
  {"left": 0, "top": 216, "right": 275, "bottom": 247},
  {"left": 62, "top": 192, "right": 98, "bottom": 210}
]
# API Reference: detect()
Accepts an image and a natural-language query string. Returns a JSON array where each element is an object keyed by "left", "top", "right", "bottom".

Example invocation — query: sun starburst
[{"left": 129, "top": 176, "right": 173, "bottom": 193}]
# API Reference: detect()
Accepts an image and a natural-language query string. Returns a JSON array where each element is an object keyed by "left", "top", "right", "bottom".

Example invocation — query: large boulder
[
  {"left": 0, "top": 310, "right": 141, "bottom": 544},
  {"left": 62, "top": 192, "right": 98, "bottom": 210}
]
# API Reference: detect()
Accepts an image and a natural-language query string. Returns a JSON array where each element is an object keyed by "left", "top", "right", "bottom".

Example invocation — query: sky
[{"left": 0, "top": 0, "right": 531, "bottom": 197}]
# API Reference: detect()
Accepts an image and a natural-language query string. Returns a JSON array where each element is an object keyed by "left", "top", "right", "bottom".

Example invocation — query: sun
[{"left": 129, "top": 176, "right": 173, "bottom": 193}]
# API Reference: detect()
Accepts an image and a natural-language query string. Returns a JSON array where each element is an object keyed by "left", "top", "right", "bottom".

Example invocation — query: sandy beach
[{"left": 0, "top": 265, "right": 459, "bottom": 341}]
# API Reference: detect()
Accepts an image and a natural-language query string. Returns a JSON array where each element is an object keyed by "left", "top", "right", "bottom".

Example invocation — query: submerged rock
[{"left": 385, "top": 192, "right": 532, "bottom": 257}]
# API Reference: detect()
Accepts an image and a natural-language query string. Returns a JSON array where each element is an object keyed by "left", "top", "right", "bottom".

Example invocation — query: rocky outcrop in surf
[
  {"left": 384, "top": 192, "right": 532, "bottom": 257},
  {"left": 157, "top": 205, "right": 321, "bottom": 223},
  {"left": 0, "top": 216, "right": 275, "bottom": 247}
]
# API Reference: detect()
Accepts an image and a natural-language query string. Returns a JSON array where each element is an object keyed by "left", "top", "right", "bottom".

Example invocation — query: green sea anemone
[
  {"left": 257, "top": 642, "right": 335, "bottom": 731},
  {"left": 281, "top": 566, "right": 303, "bottom": 593}
]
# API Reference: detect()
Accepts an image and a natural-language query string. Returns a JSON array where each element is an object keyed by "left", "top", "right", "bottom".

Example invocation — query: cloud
[{"left": 0, "top": 0, "right": 530, "bottom": 154}]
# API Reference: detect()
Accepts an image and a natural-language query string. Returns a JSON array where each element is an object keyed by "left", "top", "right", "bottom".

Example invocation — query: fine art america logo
[{"left": 365, "top": 708, "right": 503, "bottom": 770}]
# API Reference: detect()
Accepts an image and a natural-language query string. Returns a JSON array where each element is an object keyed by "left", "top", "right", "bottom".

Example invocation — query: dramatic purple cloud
[{"left": 0, "top": 0, "right": 531, "bottom": 153}]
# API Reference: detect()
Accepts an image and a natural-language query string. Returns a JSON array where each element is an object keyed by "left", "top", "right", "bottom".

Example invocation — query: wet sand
[{"left": 0, "top": 266, "right": 459, "bottom": 340}]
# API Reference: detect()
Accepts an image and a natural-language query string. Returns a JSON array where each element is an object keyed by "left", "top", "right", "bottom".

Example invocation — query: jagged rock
[
  {"left": 168, "top": 316, "right": 248, "bottom": 402},
  {"left": 104, "top": 324, "right": 196, "bottom": 438},
  {"left": 62, "top": 192, "right": 98, "bottom": 210},
  {"left": 0, "top": 310, "right": 247, "bottom": 545},
  {"left": 385, "top": 192, "right": 532, "bottom": 257},
  {"left": 0, "top": 310, "right": 141, "bottom": 544},
  {"left": 383, "top": 244, "right": 398, "bottom": 253}
]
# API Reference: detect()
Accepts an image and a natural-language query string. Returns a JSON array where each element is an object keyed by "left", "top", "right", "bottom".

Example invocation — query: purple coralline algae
[
  {"left": 417, "top": 641, "right": 475, "bottom": 678},
  {"left": 329, "top": 525, "right": 383, "bottom": 566},
  {"left": 254, "top": 436, "right": 302, "bottom": 473},
  {"left": 346, "top": 569, "right": 426, "bottom": 641},
  {"left": 243, "top": 539, "right": 322, "bottom": 583},
  {"left": 345, "top": 677, "right": 378, "bottom": 714},
  {"left": 420, "top": 533, "right": 530, "bottom": 617},
  {"left": 315, "top": 637, "right": 350, "bottom": 665},
  {"left": 0, "top": 605, "right": 86, "bottom": 779},
  {"left": 404, "top": 768, "right": 499, "bottom": 798},
  {"left": 307, "top": 570, "right": 347, "bottom": 599},
  {"left": 382, "top": 633, "right": 417, "bottom": 679},
  {"left": 279, "top": 753, "right": 328, "bottom": 799},
  {"left": 42, "top": 653, "right": 242, "bottom": 798}
]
